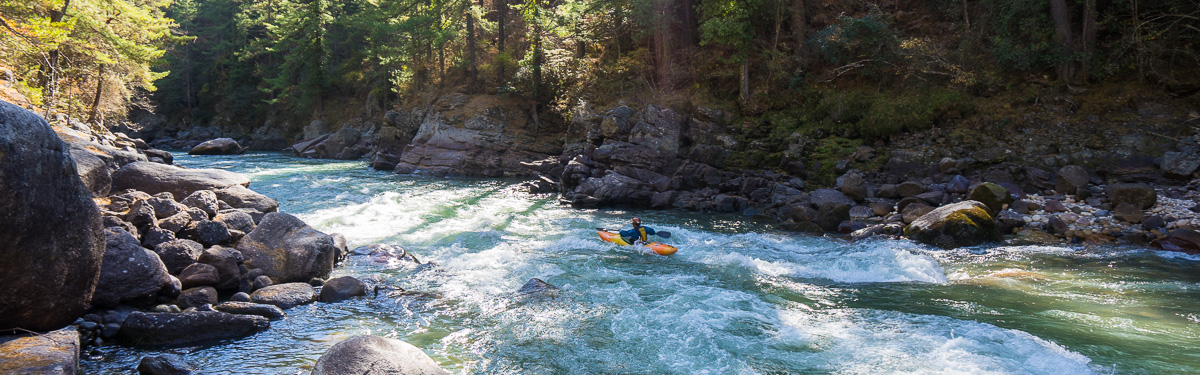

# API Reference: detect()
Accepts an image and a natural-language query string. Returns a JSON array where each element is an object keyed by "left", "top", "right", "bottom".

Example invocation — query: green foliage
[
  {"left": 809, "top": 8, "right": 899, "bottom": 67},
  {"left": 697, "top": 0, "right": 762, "bottom": 58},
  {"left": 987, "top": 0, "right": 1062, "bottom": 73}
]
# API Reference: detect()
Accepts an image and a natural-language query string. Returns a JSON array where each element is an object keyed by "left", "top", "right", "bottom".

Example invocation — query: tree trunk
[
  {"left": 1049, "top": 0, "right": 1074, "bottom": 82},
  {"left": 1079, "top": 0, "right": 1097, "bottom": 83},
  {"left": 496, "top": 0, "right": 507, "bottom": 82},
  {"left": 87, "top": 68, "right": 104, "bottom": 125},
  {"left": 39, "top": 0, "right": 71, "bottom": 95},
  {"left": 467, "top": 0, "right": 479, "bottom": 90},
  {"left": 791, "top": 0, "right": 806, "bottom": 59},
  {"left": 740, "top": 59, "right": 749, "bottom": 102}
]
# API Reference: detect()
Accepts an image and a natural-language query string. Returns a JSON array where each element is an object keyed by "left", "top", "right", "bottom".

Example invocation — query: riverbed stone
[
  {"left": 93, "top": 228, "right": 173, "bottom": 307},
  {"left": 176, "top": 287, "right": 218, "bottom": 309},
  {"left": 896, "top": 181, "right": 925, "bottom": 197},
  {"left": 178, "top": 220, "right": 231, "bottom": 247},
  {"left": 137, "top": 354, "right": 196, "bottom": 375},
  {"left": 840, "top": 172, "right": 868, "bottom": 201},
  {"left": 1114, "top": 203, "right": 1144, "bottom": 224},
  {"left": 236, "top": 212, "right": 337, "bottom": 283},
  {"left": 212, "top": 301, "right": 286, "bottom": 320},
  {"left": 319, "top": 276, "right": 366, "bottom": 302},
  {"left": 214, "top": 185, "right": 279, "bottom": 213},
  {"left": 0, "top": 102, "right": 106, "bottom": 331},
  {"left": 0, "top": 327, "right": 78, "bottom": 374},
  {"left": 178, "top": 263, "right": 219, "bottom": 288},
  {"left": 250, "top": 282, "right": 317, "bottom": 309},
  {"left": 111, "top": 161, "right": 250, "bottom": 200},
  {"left": 904, "top": 200, "right": 1001, "bottom": 249},
  {"left": 901, "top": 203, "right": 935, "bottom": 224},
  {"left": 967, "top": 182, "right": 1013, "bottom": 215},
  {"left": 311, "top": 335, "right": 449, "bottom": 375},
  {"left": 197, "top": 246, "right": 243, "bottom": 290},
  {"left": 1107, "top": 183, "right": 1157, "bottom": 209},
  {"left": 181, "top": 190, "right": 220, "bottom": 218},
  {"left": 118, "top": 311, "right": 268, "bottom": 347},
  {"left": 1055, "top": 165, "right": 1091, "bottom": 197},
  {"left": 153, "top": 239, "right": 204, "bottom": 275},
  {"left": 213, "top": 210, "right": 256, "bottom": 234},
  {"left": 1151, "top": 228, "right": 1200, "bottom": 254}
]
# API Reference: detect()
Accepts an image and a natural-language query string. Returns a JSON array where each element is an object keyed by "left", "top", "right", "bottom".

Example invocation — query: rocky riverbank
[
  {"left": 0, "top": 101, "right": 456, "bottom": 374},
  {"left": 135, "top": 91, "right": 1200, "bottom": 254}
]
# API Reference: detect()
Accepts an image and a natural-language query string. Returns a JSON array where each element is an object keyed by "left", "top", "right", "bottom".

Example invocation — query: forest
[{"left": 2, "top": 0, "right": 1198, "bottom": 140}]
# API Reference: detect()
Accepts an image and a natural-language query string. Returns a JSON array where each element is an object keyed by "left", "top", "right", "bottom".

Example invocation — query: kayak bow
[{"left": 597, "top": 230, "right": 678, "bottom": 256}]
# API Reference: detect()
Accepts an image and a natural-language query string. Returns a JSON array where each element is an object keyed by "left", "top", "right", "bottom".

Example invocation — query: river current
[{"left": 83, "top": 152, "right": 1200, "bottom": 374}]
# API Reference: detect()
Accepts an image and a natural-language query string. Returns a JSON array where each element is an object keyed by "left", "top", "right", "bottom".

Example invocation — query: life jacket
[{"left": 636, "top": 227, "right": 648, "bottom": 242}]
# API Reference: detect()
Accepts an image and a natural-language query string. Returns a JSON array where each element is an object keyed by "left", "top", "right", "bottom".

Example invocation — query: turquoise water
[{"left": 83, "top": 152, "right": 1200, "bottom": 374}]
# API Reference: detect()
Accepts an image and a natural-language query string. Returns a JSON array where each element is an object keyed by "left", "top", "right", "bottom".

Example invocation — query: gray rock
[
  {"left": 230, "top": 292, "right": 251, "bottom": 302},
  {"left": 111, "top": 161, "right": 250, "bottom": 200},
  {"left": 212, "top": 301, "right": 286, "bottom": 320},
  {"left": 154, "top": 239, "right": 204, "bottom": 275},
  {"left": 70, "top": 148, "right": 112, "bottom": 197},
  {"left": 967, "top": 182, "right": 1013, "bottom": 215},
  {"left": 915, "top": 191, "right": 945, "bottom": 205},
  {"left": 179, "top": 263, "right": 220, "bottom": 288},
  {"left": 840, "top": 172, "right": 868, "bottom": 201},
  {"left": 118, "top": 311, "right": 268, "bottom": 347},
  {"left": 331, "top": 233, "right": 349, "bottom": 263},
  {"left": 946, "top": 175, "right": 970, "bottom": 194},
  {"left": 1113, "top": 202, "right": 1144, "bottom": 224},
  {"left": 181, "top": 190, "right": 220, "bottom": 218},
  {"left": 1044, "top": 199, "right": 1067, "bottom": 213},
  {"left": 995, "top": 210, "right": 1026, "bottom": 234},
  {"left": 877, "top": 184, "right": 898, "bottom": 198},
  {"left": 213, "top": 185, "right": 279, "bottom": 213},
  {"left": 1144, "top": 215, "right": 1165, "bottom": 231},
  {"left": 93, "top": 228, "right": 172, "bottom": 307},
  {"left": 125, "top": 198, "right": 158, "bottom": 229},
  {"left": 810, "top": 189, "right": 855, "bottom": 231},
  {"left": 253, "top": 275, "right": 273, "bottom": 290},
  {"left": 197, "top": 246, "right": 243, "bottom": 290},
  {"left": 178, "top": 220, "right": 231, "bottom": 247},
  {"left": 1107, "top": 183, "right": 1157, "bottom": 209},
  {"left": 0, "top": 327, "right": 78, "bottom": 374},
  {"left": 236, "top": 212, "right": 337, "bottom": 283},
  {"left": 176, "top": 287, "right": 218, "bottom": 309},
  {"left": 1047, "top": 216, "right": 1069, "bottom": 234},
  {"left": 901, "top": 202, "right": 935, "bottom": 224},
  {"left": 188, "top": 138, "right": 244, "bottom": 155},
  {"left": 142, "top": 227, "right": 177, "bottom": 249},
  {"left": 159, "top": 211, "right": 192, "bottom": 233},
  {"left": 311, "top": 335, "right": 449, "bottom": 375},
  {"left": 1151, "top": 228, "right": 1200, "bottom": 254},
  {"left": 319, "top": 276, "right": 366, "bottom": 302},
  {"left": 213, "top": 211, "right": 255, "bottom": 234},
  {"left": 896, "top": 181, "right": 925, "bottom": 197},
  {"left": 849, "top": 205, "right": 874, "bottom": 220},
  {"left": 0, "top": 102, "right": 105, "bottom": 331},
  {"left": 1055, "top": 165, "right": 1090, "bottom": 197},
  {"left": 1161, "top": 151, "right": 1199, "bottom": 178},
  {"left": 904, "top": 201, "right": 1001, "bottom": 249},
  {"left": 250, "top": 282, "right": 317, "bottom": 309},
  {"left": 146, "top": 195, "right": 187, "bottom": 219},
  {"left": 137, "top": 354, "right": 196, "bottom": 375}
]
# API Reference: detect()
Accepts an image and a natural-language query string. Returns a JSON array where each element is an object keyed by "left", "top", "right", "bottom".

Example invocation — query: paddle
[{"left": 595, "top": 228, "right": 671, "bottom": 239}]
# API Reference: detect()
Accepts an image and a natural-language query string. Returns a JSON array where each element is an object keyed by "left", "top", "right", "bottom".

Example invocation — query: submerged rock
[
  {"left": 212, "top": 301, "right": 286, "bottom": 320},
  {"left": 319, "top": 276, "right": 366, "bottom": 302},
  {"left": 517, "top": 278, "right": 559, "bottom": 296},
  {"left": 118, "top": 311, "right": 268, "bottom": 346},
  {"left": 0, "top": 101, "right": 105, "bottom": 331},
  {"left": 137, "top": 354, "right": 196, "bottom": 375},
  {"left": 311, "top": 335, "right": 449, "bottom": 375},
  {"left": 904, "top": 200, "right": 1001, "bottom": 249},
  {"left": 0, "top": 327, "right": 78, "bottom": 374}
]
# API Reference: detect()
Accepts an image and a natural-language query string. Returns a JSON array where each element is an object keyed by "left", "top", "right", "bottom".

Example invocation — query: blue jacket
[{"left": 620, "top": 226, "right": 656, "bottom": 244}]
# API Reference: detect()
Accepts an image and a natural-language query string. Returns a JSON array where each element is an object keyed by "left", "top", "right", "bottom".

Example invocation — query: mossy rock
[
  {"left": 904, "top": 200, "right": 1001, "bottom": 249},
  {"left": 967, "top": 182, "right": 1013, "bottom": 215}
]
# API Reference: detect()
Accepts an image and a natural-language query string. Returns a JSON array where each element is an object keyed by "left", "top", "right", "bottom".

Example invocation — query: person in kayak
[{"left": 620, "top": 217, "right": 656, "bottom": 244}]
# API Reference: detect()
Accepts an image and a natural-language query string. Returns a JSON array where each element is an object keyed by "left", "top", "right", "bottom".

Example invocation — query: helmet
[{"left": 631, "top": 217, "right": 641, "bottom": 225}]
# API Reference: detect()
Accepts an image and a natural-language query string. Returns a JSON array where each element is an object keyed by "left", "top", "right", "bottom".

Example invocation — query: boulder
[
  {"left": 178, "top": 220, "right": 231, "bottom": 247},
  {"left": 137, "top": 354, "right": 196, "bottom": 375},
  {"left": 896, "top": 181, "right": 925, "bottom": 197},
  {"left": 143, "top": 149, "right": 174, "bottom": 165},
  {"left": 118, "top": 311, "right": 268, "bottom": 346},
  {"left": 1161, "top": 150, "right": 1199, "bottom": 178},
  {"left": 159, "top": 211, "right": 193, "bottom": 233},
  {"left": 213, "top": 185, "right": 279, "bottom": 213},
  {"left": 93, "top": 228, "right": 172, "bottom": 307},
  {"left": 1055, "top": 165, "right": 1090, "bottom": 197},
  {"left": 146, "top": 195, "right": 187, "bottom": 219},
  {"left": 111, "top": 161, "right": 250, "bottom": 200},
  {"left": 253, "top": 275, "right": 272, "bottom": 290},
  {"left": 176, "top": 287, "right": 218, "bottom": 309},
  {"left": 178, "top": 263, "right": 220, "bottom": 288},
  {"left": 967, "top": 182, "right": 1013, "bottom": 215},
  {"left": 181, "top": 190, "right": 220, "bottom": 218},
  {"left": 236, "top": 212, "right": 337, "bottom": 283},
  {"left": 0, "top": 102, "right": 106, "bottom": 331},
  {"left": 142, "top": 226, "right": 177, "bottom": 249},
  {"left": 70, "top": 148, "right": 112, "bottom": 196},
  {"left": 212, "top": 301, "right": 286, "bottom": 320},
  {"left": 517, "top": 278, "right": 559, "bottom": 295},
  {"left": 840, "top": 172, "right": 868, "bottom": 201},
  {"left": 1044, "top": 199, "right": 1067, "bottom": 213},
  {"left": 319, "top": 276, "right": 366, "bottom": 302},
  {"left": 311, "top": 335, "right": 449, "bottom": 375},
  {"left": 1151, "top": 229, "right": 1200, "bottom": 255},
  {"left": 994, "top": 210, "right": 1026, "bottom": 234},
  {"left": 1113, "top": 203, "right": 1144, "bottom": 224},
  {"left": 904, "top": 201, "right": 1001, "bottom": 249},
  {"left": 1106, "top": 183, "right": 1157, "bottom": 209},
  {"left": 188, "top": 138, "right": 244, "bottom": 155},
  {"left": 197, "top": 246, "right": 243, "bottom": 290},
  {"left": 810, "top": 189, "right": 855, "bottom": 231},
  {"left": 213, "top": 211, "right": 255, "bottom": 234},
  {"left": 946, "top": 175, "right": 970, "bottom": 194},
  {"left": 250, "top": 282, "right": 318, "bottom": 309},
  {"left": 0, "top": 327, "right": 78, "bottom": 374},
  {"left": 901, "top": 203, "right": 935, "bottom": 224},
  {"left": 154, "top": 239, "right": 204, "bottom": 275}
]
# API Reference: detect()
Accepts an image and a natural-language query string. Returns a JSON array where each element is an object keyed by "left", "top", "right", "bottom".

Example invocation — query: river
[{"left": 83, "top": 152, "right": 1200, "bottom": 374}]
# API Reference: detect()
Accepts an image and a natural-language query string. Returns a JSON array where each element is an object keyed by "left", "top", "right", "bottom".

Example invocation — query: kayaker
[{"left": 620, "top": 217, "right": 656, "bottom": 245}]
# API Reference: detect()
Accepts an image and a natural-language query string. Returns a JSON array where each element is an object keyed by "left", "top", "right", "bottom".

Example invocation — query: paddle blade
[{"left": 656, "top": 231, "right": 671, "bottom": 239}]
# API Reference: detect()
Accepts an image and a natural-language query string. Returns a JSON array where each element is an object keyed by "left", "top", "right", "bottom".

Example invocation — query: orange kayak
[{"left": 598, "top": 230, "right": 678, "bottom": 256}]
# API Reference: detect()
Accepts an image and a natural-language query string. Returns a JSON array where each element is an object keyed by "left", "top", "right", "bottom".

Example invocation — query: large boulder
[
  {"left": 1151, "top": 228, "right": 1200, "bottom": 255},
  {"left": 117, "top": 311, "right": 268, "bottom": 346},
  {"left": 214, "top": 185, "right": 279, "bottom": 213},
  {"left": 153, "top": 239, "right": 204, "bottom": 275},
  {"left": 93, "top": 228, "right": 172, "bottom": 307},
  {"left": 840, "top": 172, "right": 868, "bottom": 201},
  {"left": 0, "top": 101, "right": 105, "bottom": 331},
  {"left": 188, "top": 138, "right": 244, "bottom": 155},
  {"left": 197, "top": 246, "right": 243, "bottom": 290},
  {"left": 175, "top": 286, "right": 218, "bottom": 309},
  {"left": 70, "top": 148, "right": 112, "bottom": 196},
  {"left": 250, "top": 282, "right": 318, "bottom": 309},
  {"left": 311, "top": 335, "right": 449, "bottom": 375},
  {"left": 810, "top": 189, "right": 855, "bottom": 231},
  {"left": 1106, "top": 183, "right": 1157, "bottom": 209},
  {"left": 111, "top": 161, "right": 250, "bottom": 199},
  {"left": 967, "top": 182, "right": 1013, "bottom": 215},
  {"left": 0, "top": 327, "right": 78, "bottom": 374},
  {"left": 904, "top": 200, "right": 1001, "bottom": 249},
  {"left": 137, "top": 354, "right": 196, "bottom": 375},
  {"left": 236, "top": 212, "right": 337, "bottom": 283},
  {"left": 1055, "top": 165, "right": 1090, "bottom": 197}
]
